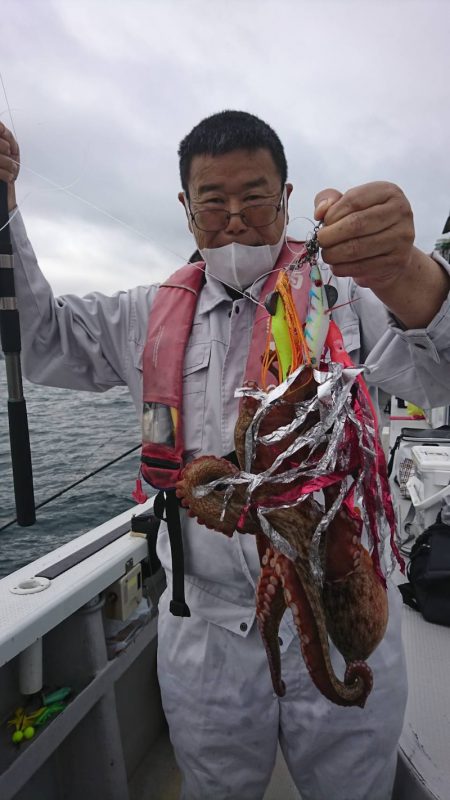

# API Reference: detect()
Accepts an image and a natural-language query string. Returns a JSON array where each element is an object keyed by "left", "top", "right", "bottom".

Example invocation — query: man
[{"left": 1, "top": 111, "right": 450, "bottom": 800}]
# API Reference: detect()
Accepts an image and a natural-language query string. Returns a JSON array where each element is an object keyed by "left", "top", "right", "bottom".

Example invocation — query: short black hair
[{"left": 178, "top": 110, "right": 287, "bottom": 195}]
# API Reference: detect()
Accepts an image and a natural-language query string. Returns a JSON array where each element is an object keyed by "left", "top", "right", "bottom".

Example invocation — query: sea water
[{"left": 0, "top": 362, "right": 143, "bottom": 577}]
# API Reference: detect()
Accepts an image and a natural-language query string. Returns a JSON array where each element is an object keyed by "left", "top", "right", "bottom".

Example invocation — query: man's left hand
[
  {"left": 313, "top": 180, "right": 450, "bottom": 329},
  {"left": 314, "top": 181, "right": 415, "bottom": 292}
]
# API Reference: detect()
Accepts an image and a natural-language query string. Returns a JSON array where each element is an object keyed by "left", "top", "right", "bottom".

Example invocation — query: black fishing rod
[
  {"left": 443, "top": 212, "right": 450, "bottom": 236},
  {"left": 0, "top": 180, "right": 35, "bottom": 525}
]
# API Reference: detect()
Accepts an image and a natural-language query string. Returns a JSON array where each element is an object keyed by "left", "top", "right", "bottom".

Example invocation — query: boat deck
[
  {"left": 393, "top": 604, "right": 450, "bottom": 800},
  {"left": 0, "top": 501, "right": 449, "bottom": 799}
]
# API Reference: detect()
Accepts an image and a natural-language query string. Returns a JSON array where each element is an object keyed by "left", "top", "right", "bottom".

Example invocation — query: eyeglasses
[{"left": 189, "top": 191, "right": 284, "bottom": 232}]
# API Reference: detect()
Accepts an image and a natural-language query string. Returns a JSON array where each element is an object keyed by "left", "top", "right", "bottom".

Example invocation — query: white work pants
[{"left": 157, "top": 583, "right": 407, "bottom": 800}]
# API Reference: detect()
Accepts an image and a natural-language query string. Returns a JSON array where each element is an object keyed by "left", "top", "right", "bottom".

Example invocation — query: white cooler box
[{"left": 406, "top": 445, "right": 450, "bottom": 530}]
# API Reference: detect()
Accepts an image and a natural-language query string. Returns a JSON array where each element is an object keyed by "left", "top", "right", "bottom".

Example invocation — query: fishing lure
[
  {"left": 304, "top": 262, "right": 330, "bottom": 365},
  {"left": 261, "top": 224, "right": 330, "bottom": 385}
]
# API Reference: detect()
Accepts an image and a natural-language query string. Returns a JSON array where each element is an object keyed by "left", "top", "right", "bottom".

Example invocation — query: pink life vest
[{"left": 140, "top": 242, "right": 310, "bottom": 491}]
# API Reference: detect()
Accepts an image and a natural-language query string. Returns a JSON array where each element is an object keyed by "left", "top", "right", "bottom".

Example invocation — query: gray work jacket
[{"left": 9, "top": 211, "right": 450, "bottom": 647}]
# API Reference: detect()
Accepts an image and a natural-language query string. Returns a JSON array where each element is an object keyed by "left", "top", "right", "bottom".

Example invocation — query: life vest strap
[
  {"left": 131, "top": 508, "right": 162, "bottom": 575},
  {"left": 154, "top": 489, "right": 191, "bottom": 617}
]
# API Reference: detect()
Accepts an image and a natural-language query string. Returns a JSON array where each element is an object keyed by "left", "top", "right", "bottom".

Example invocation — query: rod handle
[{"left": 7, "top": 398, "right": 36, "bottom": 526}]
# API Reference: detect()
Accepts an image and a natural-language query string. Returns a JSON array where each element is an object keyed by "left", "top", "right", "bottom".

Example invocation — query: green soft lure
[{"left": 271, "top": 292, "right": 293, "bottom": 381}]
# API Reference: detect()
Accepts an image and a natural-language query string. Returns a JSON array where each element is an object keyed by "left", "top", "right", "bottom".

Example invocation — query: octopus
[{"left": 175, "top": 364, "right": 389, "bottom": 708}]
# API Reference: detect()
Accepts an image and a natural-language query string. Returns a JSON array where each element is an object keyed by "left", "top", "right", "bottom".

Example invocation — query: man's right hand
[{"left": 0, "top": 122, "right": 20, "bottom": 211}]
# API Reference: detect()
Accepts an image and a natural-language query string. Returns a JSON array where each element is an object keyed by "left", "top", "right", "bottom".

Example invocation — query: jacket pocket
[
  {"left": 182, "top": 342, "right": 211, "bottom": 454},
  {"left": 132, "top": 341, "right": 145, "bottom": 372},
  {"left": 183, "top": 341, "right": 210, "bottom": 387}
]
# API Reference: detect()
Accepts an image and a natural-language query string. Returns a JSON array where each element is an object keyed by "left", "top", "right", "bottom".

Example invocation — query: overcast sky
[{"left": 2, "top": 0, "right": 449, "bottom": 296}]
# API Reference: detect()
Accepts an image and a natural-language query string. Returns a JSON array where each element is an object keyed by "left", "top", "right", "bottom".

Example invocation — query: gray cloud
[{"left": 2, "top": 0, "right": 449, "bottom": 294}]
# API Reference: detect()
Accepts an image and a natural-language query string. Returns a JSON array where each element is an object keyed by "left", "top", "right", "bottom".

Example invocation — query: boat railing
[{"left": 0, "top": 498, "right": 165, "bottom": 800}]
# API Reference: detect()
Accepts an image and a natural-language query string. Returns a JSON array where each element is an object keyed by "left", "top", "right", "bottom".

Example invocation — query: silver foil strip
[
  {"left": 220, "top": 483, "right": 237, "bottom": 523},
  {"left": 257, "top": 397, "right": 319, "bottom": 445},
  {"left": 235, "top": 363, "right": 309, "bottom": 408},
  {"left": 311, "top": 412, "right": 347, "bottom": 476},
  {"left": 242, "top": 365, "right": 311, "bottom": 470},
  {"left": 309, "top": 479, "right": 349, "bottom": 584},
  {"left": 191, "top": 473, "right": 249, "bottom": 498},
  {"left": 238, "top": 363, "right": 359, "bottom": 477},
  {"left": 192, "top": 357, "right": 395, "bottom": 582},
  {"left": 345, "top": 399, "right": 383, "bottom": 561},
  {"left": 244, "top": 419, "right": 255, "bottom": 473},
  {"left": 256, "top": 509, "right": 299, "bottom": 562}
]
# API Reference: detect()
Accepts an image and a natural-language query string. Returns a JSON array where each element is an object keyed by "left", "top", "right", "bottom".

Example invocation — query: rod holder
[{"left": 19, "top": 637, "right": 43, "bottom": 696}]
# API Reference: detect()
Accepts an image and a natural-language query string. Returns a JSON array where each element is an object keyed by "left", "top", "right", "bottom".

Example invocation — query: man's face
[{"left": 178, "top": 148, "right": 292, "bottom": 251}]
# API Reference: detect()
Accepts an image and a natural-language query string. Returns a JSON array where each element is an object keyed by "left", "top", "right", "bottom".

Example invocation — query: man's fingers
[
  {"left": 0, "top": 122, "right": 17, "bottom": 147},
  {"left": 0, "top": 153, "right": 18, "bottom": 182},
  {"left": 0, "top": 123, "right": 19, "bottom": 158},
  {"left": 0, "top": 123, "right": 20, "bottom": 183},
  {"left": 321, "top": 182, "right": 404, "bottom": 226},
  {"left": 320, "top": 225, "right": 402, "bottom": 266},
  {"left": 325, "top": 252, "right": 412, "bottom": 291},
  {"left": 0, "top": 159, "right": 16, "bottom": 182},
  {"left": 0, "top": 135, "right": 11, "bottom": 156},
  {"left": 314, "top": 188, "right": 342, "bottom": 220},
  {"left": 314, "top": 180, "right": 416, "bottom": 295},
  {"left": 318, "top": 200, "right": 399, "bottom": 249}
]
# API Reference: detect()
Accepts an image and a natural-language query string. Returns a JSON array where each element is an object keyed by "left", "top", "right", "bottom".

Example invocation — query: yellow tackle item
[
  {"left": 271, "top": 293, "right": 293, "bottom": 382},
  {"left": 170, "top": 407, "right": 178, "bottom": 431},
  {"left": 406, "top": 402, "right": 425, "bottom": 418},
  {"left": 261, "top": 270, "right": 311, "bottom": 388}
]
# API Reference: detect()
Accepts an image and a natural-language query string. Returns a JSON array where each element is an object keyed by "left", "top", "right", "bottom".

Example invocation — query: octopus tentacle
[
  {"left": 283, "top": 556, "right": 371, "bottom": 708},
  {"left": 322, "top": 488, "right": 388, "bottom": 661},
  {"left": 255, "top": 533, "right": 287, "bottom": 697},
  {"left": 234, "top": 389, "right": 259, "bottom": 470},
  {"left": 265, "top": 491, "right": 388, "bottom": 664},
  {"left": 323, "top": 549, "right": 388, "bottom": 663},
  {"left": 264, "top": 507, "right": 372, "bottom": 707},
  {"left": 175, "top": 456, "right": 251, "bottom": 536}
]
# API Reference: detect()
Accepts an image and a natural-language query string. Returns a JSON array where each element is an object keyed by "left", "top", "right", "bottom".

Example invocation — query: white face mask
[
  {"left": 189, "top": 188, "right": 287, "bottom": 292},
  {"left": 200, "top": 232, "right": 286, "bottom": 292}
]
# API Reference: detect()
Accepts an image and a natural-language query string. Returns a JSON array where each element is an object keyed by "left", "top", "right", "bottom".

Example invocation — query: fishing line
[
  {"left": 0, "top": 443, "right": 142, "bottom": 533},
  {"left": 324, "top": 297, "right": 360, "bottom": 314},
  {"left": 0, "top": 76, "right": 344, "bottom": 421},
  {"left": 0, "top": 72, "right": 18, "bottom": 141},
  {"left": 0, "top": 72, "right": 354, "bottom": 321},
  {"left": 283, "top": 215, "right": 318, "bottom": 257},
  {"left": 4, "top": 156, "right": 274, "bottom": 311},
  {"left": 0, "top": 203, "right": 22, "bottom": 230},
  {"left": 0, "top": 73, "right": 298, "bottom": 312},
  {"left": 4, "top": 157, "right": 188, "bottom": 259}
]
